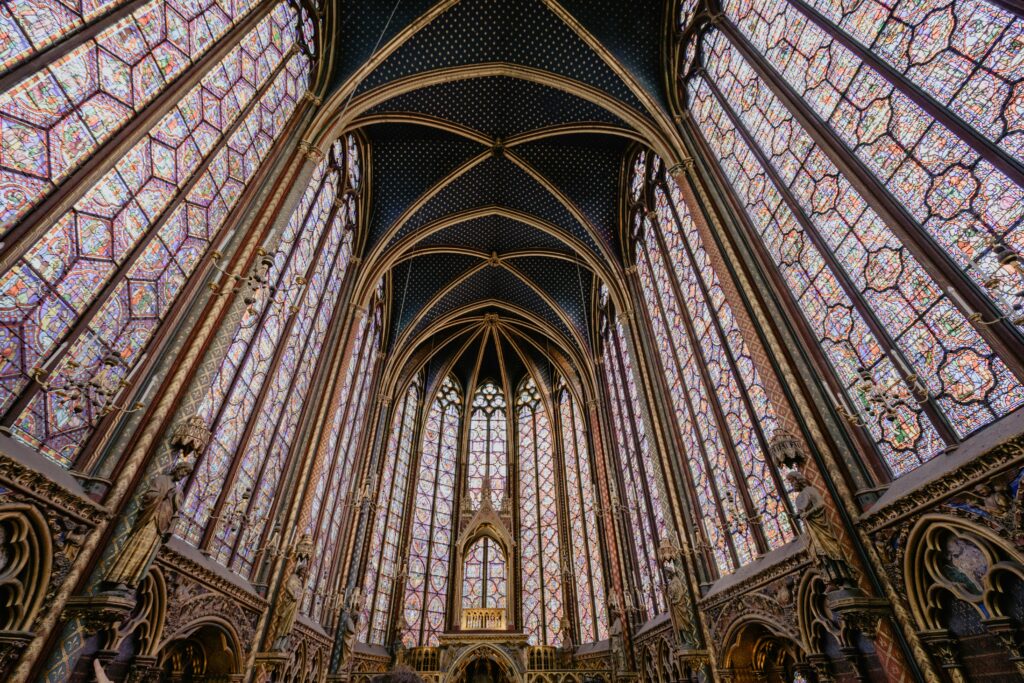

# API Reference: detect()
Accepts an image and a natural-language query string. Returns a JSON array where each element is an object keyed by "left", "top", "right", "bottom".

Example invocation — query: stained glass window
[
  {"left": 467, "top": 380, "right": 507, "bottom": 509},
  {"left": 0, "top": 1, "right": 312, "bottom": 466},
  {"left": 599, "top": 285, "right": 666, "bottom": 620},
  {"left": 177, "top": 138, "right": 359, "bottom": 578},
  {"left": 401, "top": 374, "right": 461, "bottom": 647},
  {"left": 558, "top": 381, "right": 608, "bottom": 643},
  {"left": 681, "top": 16, "right": 1024, "bottom": 476},
  {"left": 0, "top": 0, "right": 264, "bottom": 233},
  {"left": 359, "top": 377, "right": 421, "bottom": 645},
  {"left": 723, "top": 0, "right": 1024, "bottom": 329},
  {"left": 302, "top": 203, "right": 380, "bottom": 621},
  {"left": 629, "top": 151, "right": 795, "bottom": 576},
  {"left": 517, "top": 377, "right": 563, "bottom": 646},
  {"left": 462, "top": 536, "right": 506, "bottom": 611}
]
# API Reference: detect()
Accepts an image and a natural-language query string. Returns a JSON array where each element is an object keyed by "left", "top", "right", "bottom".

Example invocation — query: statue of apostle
[
  {"left": 786, "top": 470, "right": 854, "bottom": 588},
  {"left": 102, "top": 461, "right": 192, "bottom": 593}
]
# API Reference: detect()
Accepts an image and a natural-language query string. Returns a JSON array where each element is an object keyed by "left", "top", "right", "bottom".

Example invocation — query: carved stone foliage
[
  {"left": 155, "top": 545, "right": 264, "bottom": 657},
  {"left": 699, "top": 549, "right": 809, "bottom": 649}
]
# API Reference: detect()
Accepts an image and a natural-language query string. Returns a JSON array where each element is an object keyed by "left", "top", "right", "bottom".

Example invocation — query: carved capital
[
  {"left": 125, "top": 656, "right": 161, "bottom": 683},
  {"left": 666, "top": 159, "right": 694, "bottom": 179},
  {"left": 168, "top": 415, "right": 211, "bottom": 458},
  {"left": 830, "top": 591, "right": 889, "bottom": 642},
  {"left": 983, "top": 617, "right": 1024, "bottom": 675},
  {"left": 917, "top": 629, "right": 963, "bottom": 672},
  {"left": 299, "top": 140, "right": 325, "bottom": 162},
  {"left": 0, "top": 631, "right": 33, "bottom": 680},
  {"left": 767, "top": 428, "right": 806, "bottom": 469},
  {"left": 62, "top": 593, "right": 136, "bottom": 635}
]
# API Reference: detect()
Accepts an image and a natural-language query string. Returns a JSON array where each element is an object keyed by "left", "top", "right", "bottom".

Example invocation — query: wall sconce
[
  {"left": 31, "top": 352, "right": 144, "bottom": 423},
  {"left": 961, "top": 234, "right": 1024, "bottom": 326},
  {"left": 208, "top": 247, "right": 307, "bottom": 318}
]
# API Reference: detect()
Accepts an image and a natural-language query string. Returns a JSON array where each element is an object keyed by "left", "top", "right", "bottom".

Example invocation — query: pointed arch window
[
  {"left": 468, "top": 381, "right": 508, "bottom": 509},
  {"left": 401, "top": 374, "right": 461, "bottom": 647},
  {"left": 462, "top": 536, "right": 507, "bottom": 612},
  {"left": 599, "top": 285, "right": 667, "bottom": 620},
  {"left": 359, "top": 376, "right": 422, "bottom": 646},
  {"left": 629, "top": 150, "right": 795, "bottom": 576},
  {"left": 302, "top": 259, "right": 384, "bottom": 621},
  {"left": 517, "top": 376, "right": 563, "bottom": 646},
  {"left": 680, "top": 2, "right": 1024, "bottom": 476},
  {"left": 558, "top": 381, "right": 608, "bottom": 643},
  {"left": 177, "top": 137, "right": 360, "bottom": 577},
  {"left": 0, "top": 0, "right": 315, "bottom": 465}
]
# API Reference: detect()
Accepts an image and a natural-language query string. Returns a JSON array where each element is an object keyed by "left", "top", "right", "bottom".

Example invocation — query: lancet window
[
  {"left": 176, "top": 136, "right": 360, "bottom": 578},
  {"left": 0, "top": 0, "right": 315, "bottom": 466},
  {"left": 302, "top": 272, "right": 384, "bottom": 622},
  {"left": 401, "top": 374, "right": 461, "bottom": 647},
  {"left": 517, "top": 377, "right": 563, "bottom": 646},
  {"left": 462, "top": 536, "right": 507, "bottom": 612},
  {"left": 598, "top": 285, "right": 667, "bottom": 620},
  {"left": 679, "top": 0, "right": 1024, "bottom": 477},
  {"left": 629, "top": 151, "right": 795, "bottom": 576},
  {"left": 467, "top": 381, "right": 508, "bottom": 508},
  {"left": 557, "top": 380, "right": 608, "bottom": 643},
  {"left": 360, "top": 376, "right": 422, "bottom": 645}
]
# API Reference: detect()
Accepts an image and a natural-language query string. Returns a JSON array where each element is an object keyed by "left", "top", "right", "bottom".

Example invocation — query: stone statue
[
  {"left": 102, "top": 461, "right": 192, "bottom": 593},
  {"left": 786, "top": 470, "right": 853, "bottom": 588},
  {"left": 266, "top": 557, "right": 307, "bottom": 651},
  {"left": 609, "top": 607, "right": 626, "bottom": 671},
  {"left": 663, "top": 565, "right": 695, "bottom": 648},
  {"left": 340, "top": 587, "right": 364, "bottom": 662}
]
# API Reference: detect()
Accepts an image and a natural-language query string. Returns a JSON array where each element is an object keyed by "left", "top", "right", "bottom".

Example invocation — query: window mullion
[
  {"left": 642, "top": 223, "right": 769, "bottom": 556},
  {"left": 222, "top": 202, "right": 349, "bottom": 569},
  {"left": 1, "top": 37, "right": 301, "bottom": 429},
  {"left": 785, "top": 0, "right": 1024, "bottom": 188},
  {"left": 201, "top": 172, "right": 341, "bottom": 538},
  {"left": 699, "top": 68, "right": 960, "bottom": 446},
  {"left": 716, "top": 15, "right": 1024, "bottom": 372},
  {"left": 607, "top": 328, "right": 662, "bottom": 616},
  {"left": 192, "top": 167, "right": 339, "bottom": 550},
  {"left": 634, "top": 237, "right": 745, "bottom": 568},
  {"left": 657, "top": 180, "right": 799, "bottom": 529}
]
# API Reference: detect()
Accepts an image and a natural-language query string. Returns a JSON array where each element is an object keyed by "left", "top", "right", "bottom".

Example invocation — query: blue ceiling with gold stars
[{"left": 328, "top": 0, "right": 671, "bottom": 381}]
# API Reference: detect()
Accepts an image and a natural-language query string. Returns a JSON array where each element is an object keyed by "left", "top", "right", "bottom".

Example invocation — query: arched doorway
[
  {"left": 156, "top": 620, "right": 242, "bottom": 682},
  {"left": 721, "top": 619, "right": 802, "bottom": 683},
  {"left": 445, "top": 645, "right": 522, "bottom": 683},
  {"left": 462, "top": 657, "right": 512, "bottom": 683}
]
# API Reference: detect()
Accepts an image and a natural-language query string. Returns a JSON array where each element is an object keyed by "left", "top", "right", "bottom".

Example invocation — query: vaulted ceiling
[{"left": 313, "top": 0, "right": 677, "bottom": 388}]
